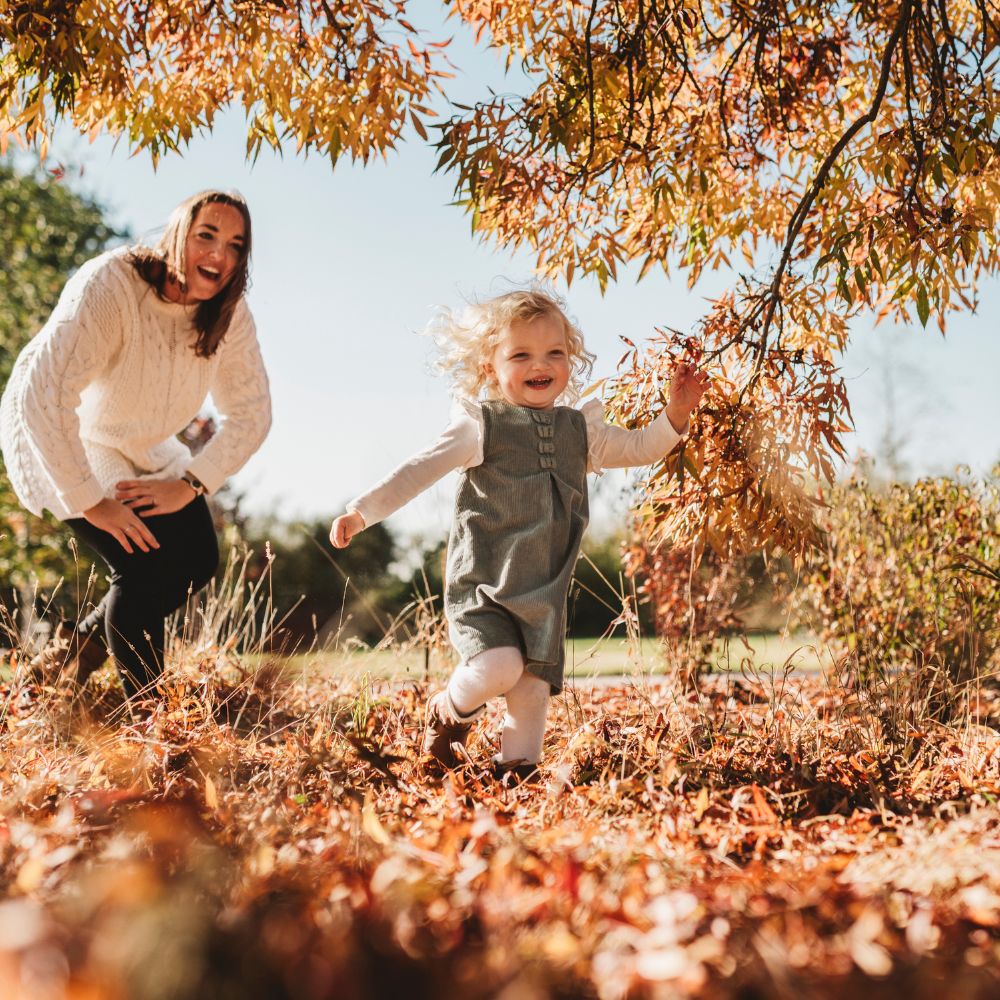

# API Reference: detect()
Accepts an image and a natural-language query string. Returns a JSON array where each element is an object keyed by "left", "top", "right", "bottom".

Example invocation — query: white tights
[{"left": 446, "top": 646, "right": 550, "bottom": 764}]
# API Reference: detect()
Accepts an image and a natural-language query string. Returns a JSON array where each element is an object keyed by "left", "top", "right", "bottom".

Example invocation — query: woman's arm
[
  {"left": 330, "top": 405, "right": 481, "bottom": 548},
  {"left": 184, "top": 303, "right": 272, "bottom": 494},
  {"left": 19, "top": 257, "right": 126, "bottom": 513}
]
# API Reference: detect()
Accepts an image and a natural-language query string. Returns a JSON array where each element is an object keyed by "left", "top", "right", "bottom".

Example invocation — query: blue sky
[{"left": 35, "top": 10, "right": 1000, "bottom": 541}]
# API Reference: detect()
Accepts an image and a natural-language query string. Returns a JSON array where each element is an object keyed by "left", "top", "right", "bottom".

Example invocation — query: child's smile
[{"left": 486, "top": 314, "right": 571, "bottom": 409}]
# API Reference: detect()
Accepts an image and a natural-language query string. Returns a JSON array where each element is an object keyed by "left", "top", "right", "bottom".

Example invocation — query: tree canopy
[
  {"left": 3, "top": 0, "right": 998, "bottom": 555},
  {"left": 0, "top": 0, "right": 446, "bottom": 163}
]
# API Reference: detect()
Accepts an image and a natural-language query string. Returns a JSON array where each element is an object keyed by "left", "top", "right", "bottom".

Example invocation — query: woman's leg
[
  {"left": 65, "top": 520, "right": 166, "bottom": 696},
  {"left": 141, "top": 496, "right": 219, "bottom": 617},
  {"left": 78, "top": 496, "right": 219, "bottom": 627},
  {"left": 65, "top": 497, "right": 218, "bottom": 698}
]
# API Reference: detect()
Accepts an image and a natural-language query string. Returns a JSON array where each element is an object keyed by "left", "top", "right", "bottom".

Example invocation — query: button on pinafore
[{"left": 445, "top": 400, "right": 590, "bottom": 692}]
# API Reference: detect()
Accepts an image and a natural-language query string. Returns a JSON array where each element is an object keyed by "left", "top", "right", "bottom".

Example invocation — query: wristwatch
[{"left": 181, "top": 471, "right": 208, "bottom": 496}]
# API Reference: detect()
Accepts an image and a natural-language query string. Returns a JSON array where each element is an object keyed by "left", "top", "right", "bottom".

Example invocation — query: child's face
[{"left": 485, "top": 314, "right": 571, "bottom": 409}]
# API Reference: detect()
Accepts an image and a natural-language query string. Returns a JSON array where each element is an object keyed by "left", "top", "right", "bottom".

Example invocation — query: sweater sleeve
[
  {"left": 582, "top": 398, "right": 687, "bottom": 474},
  {"left": 18, "top": 256, "right": 128, "bottom": 514},
  {"left": 348, "top": 400, "right": 483, "bottom": 528},
  {"left": 186, "top": 302, "right": 272, "bottom": 494}
]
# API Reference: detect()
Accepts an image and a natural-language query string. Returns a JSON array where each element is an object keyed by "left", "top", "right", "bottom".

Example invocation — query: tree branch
[{"left": 754, "top": 0, "right": 914, "bottom": 353}]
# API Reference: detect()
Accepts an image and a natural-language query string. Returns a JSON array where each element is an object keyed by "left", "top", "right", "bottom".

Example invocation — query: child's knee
[{"left": 468, "top": 646, "right": 524, "bottom": 692}]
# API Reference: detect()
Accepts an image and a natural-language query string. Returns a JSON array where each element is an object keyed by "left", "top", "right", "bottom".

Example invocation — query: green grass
[{"left": 270, "top": 631, "right": 828, "bottom": 684}]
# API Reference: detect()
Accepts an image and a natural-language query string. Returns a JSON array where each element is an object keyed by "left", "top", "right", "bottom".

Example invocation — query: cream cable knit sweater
[{"left": 0, "top": 247, "right": 272, "bottom": 520}]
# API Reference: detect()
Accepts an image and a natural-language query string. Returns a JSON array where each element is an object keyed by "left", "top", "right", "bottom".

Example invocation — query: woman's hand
[
  {"left": 665, "top": 362, "right": 710, "bottom": 432},
  {"left": 115, "top": 478, "right": 197, "bottom": 518},
  {"left": 83, "top": 498, "right": 160, "bottom": 554},
  {"left": 330, "top": 511, "right": 365, "bottom": 549}
]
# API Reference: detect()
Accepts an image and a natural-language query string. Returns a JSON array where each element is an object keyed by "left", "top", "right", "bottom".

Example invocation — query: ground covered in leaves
[{"left": 0, "top": 656, "right": 999, "bottom": 999}]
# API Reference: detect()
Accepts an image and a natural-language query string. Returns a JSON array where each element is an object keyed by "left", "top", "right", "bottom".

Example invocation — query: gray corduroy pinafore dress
[{"left": 445, "top": 400, "right": 590, "bottom": 693}]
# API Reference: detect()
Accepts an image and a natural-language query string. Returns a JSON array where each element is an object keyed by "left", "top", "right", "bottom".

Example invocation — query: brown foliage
[
  {"left": 624, "top": 539, "right": 744, "bottom": 679},
  {"left": 0, "top": 643, "right": 999, "bottom": 998},
  {"left": 0, "top": 1, "right": 447, "bottom": 163},
  {"left": 602, "top": 286, "right": 851, "bottom": 557}
]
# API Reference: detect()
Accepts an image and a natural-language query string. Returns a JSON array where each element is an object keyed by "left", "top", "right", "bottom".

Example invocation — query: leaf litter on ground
[{"left": 0, "top": 651, "right": 997, "bottom": 999}]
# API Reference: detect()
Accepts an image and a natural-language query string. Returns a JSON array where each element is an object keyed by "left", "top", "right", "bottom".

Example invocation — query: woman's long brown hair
[{"left": 127, "top": 190, "right": 253, "bottom": 358}]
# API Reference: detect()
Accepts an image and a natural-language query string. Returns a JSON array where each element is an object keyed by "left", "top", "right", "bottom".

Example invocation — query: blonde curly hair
[{"left": 428, "top": 288, "right": 595, "bottom": 403}]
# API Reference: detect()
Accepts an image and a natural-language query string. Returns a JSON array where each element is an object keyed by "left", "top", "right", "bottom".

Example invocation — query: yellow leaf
[
  {"left": 253, "top": 844, "right": 275, "bottom": 875},
  {"left": 205, "top": 775, "right": 218, "bottom": 810},
  {"left": 362, "top": 793, "right": 390, "bottom": 845},
  {"left": 693, "top": 786, "right": 710, "bottom": 821},
  {"left": 543, "top": 924, "right": 580, "bottom": 963},
  {"left": 17, "top": 857, "right": 45, "bottom": 893}
]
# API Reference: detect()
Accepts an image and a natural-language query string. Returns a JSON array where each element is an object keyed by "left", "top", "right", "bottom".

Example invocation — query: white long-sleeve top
[
  {"left": 349, "top": 397, "right": 686, "bottom": 528},
  {"left": 0, "top": 247, "right": 272, "bottom": 520}
]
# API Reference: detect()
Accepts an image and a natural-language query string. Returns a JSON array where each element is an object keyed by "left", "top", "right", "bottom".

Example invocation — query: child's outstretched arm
[
  {"left": 329, "top": 402, "right": 482, "bottom": 549},
  {"left": 587, "top": 361, "right": 709, "bottom": 472},
  {"left": 330, "top": 510, "right": 365, "bottom": 548},
  {"left": 664, "top": 362, "right": 710, "bottom": 432}
]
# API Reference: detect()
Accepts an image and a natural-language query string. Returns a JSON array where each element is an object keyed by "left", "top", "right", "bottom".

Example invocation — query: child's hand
[
  {"left": 665, "top": 361, "right": 710, "bottom": 432},
  {"left": 330, "top": 511, "right": 365, "bottom": 549}
]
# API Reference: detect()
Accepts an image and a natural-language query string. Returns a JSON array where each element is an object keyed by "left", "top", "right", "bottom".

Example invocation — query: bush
[
  {"left": 800, "top": 470, "right": 1000, "bottom": 704},
  {"left": 219, "top": 514, "right": 402, "bottom": 651},
  {"left": 623, "top": 539, "right": 749, "bottom": 680}
]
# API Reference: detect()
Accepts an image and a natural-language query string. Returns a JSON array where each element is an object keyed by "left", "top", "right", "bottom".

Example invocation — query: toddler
[{"left": 330, "top": 290, "right": 707, "bottom": 780}]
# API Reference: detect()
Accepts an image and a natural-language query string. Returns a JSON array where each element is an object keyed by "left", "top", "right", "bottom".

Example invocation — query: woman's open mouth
[
  {"left": 525, "top": 377, "right": 553, "bottom": 390},
  {"left": 196, "top": 265, "right": 222, "bottom": 283}
]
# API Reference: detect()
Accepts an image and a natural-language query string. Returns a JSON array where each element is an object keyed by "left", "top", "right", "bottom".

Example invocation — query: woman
[{"left": 0, "top": 190, "right": 271, "bottom": 702}]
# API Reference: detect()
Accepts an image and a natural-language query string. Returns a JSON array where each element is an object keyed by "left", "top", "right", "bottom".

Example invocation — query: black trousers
[{"left": 65, "top": 497, "right": 219, "bottom": 699}]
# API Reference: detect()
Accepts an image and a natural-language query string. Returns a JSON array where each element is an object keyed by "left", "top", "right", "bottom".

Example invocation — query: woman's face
[
  {"left": 172, "top": 203, "right": 247, "bottom": 303},
  {"left": 485, "top": 313, "right": 571, "bottom": 409}
]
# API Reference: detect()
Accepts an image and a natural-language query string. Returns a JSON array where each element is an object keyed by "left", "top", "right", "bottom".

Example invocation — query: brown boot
[
  {"left": 490, "top": 755, "right": 540, "bottom": 787},
  {"left": 422, "top": 691, "right": 481, "bottom": 768},
  {"left": 28, "top": 621, "right": 108, "bottom": 686}
]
